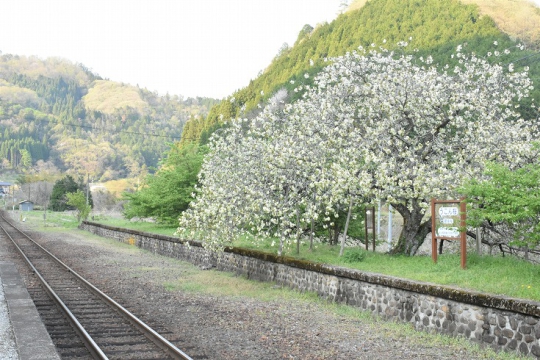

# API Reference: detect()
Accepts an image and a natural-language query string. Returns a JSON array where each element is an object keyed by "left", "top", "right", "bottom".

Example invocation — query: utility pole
[{"left": 387, "top": 204, "right": 393, "bottom": 250}]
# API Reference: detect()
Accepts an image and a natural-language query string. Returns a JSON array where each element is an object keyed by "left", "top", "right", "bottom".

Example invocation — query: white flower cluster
[{"left": 178, "top": 44, "right": 537, "bottom": 255}]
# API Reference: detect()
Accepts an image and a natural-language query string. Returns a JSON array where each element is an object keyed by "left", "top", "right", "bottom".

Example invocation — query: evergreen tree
[
  {"left": 19, "top": 149, "right": 32, "bottom": 170},
  {"left": 49, "top": 175, "right": 92, "bottom": 211}
]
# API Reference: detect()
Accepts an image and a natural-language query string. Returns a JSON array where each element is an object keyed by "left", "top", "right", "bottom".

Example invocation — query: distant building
[
  {"left": 90, "top": 183, "right": 107, "bottom": 192},
  {"left": 19, "top": 200, "right": 34, "bottom": 211},
  {"left": 0, "top": 181, "right": 11, "bottom": 196}
]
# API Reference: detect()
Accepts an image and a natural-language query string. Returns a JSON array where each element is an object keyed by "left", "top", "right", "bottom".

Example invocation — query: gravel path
[{"left": 4, "top": 220, "right": 518, "bottom": 360}]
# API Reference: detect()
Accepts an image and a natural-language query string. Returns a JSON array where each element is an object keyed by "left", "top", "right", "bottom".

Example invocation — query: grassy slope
[
  {"left": 461, "top": 0, "right": 540, "bottom": 48},
  {"left": 83, "top": 80, "right": 147, "bottom": 114}
]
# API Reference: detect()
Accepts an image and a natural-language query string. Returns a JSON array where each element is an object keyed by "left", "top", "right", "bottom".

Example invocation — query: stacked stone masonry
[{"left": 80, "top": 222, "right": 540, "bottom": 358}]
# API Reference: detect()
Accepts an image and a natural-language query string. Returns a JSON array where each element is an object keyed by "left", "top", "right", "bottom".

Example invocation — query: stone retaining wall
[{"left": 80, "top": 221, "right": 540, "bottom": 358}]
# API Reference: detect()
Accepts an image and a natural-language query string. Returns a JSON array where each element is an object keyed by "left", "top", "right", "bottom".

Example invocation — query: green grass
[
  {"left": 164, "top": 270, "right": 321, "bottom": 302},
  {"left": 13, "top": 210, "right": 540, "bottom": 302},
  {"left": 15, "top": 209, "right": 80, "bottom": 230},
  {"left": 88, "top": 215, "right": 178, "bottom": 236},
  {"left": 250, "top": 241, "right": 540, "bottom": 302}
]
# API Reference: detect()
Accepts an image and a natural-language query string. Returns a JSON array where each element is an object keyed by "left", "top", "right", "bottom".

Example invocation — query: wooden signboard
[{"left": 431, "top": 198, "right": 467, "bottom": 269}]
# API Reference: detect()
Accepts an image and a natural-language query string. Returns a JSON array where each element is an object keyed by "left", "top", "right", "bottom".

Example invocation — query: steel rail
[
  {"left": 0, "top": 218, "right": 108, "bottom": 359},
  {"left": 0, "top": 213, "right": 192, "bottom": 360}
]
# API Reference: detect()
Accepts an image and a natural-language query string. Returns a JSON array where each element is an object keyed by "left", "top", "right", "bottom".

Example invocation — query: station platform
[{"left": 0, "top": 261, "right": 60, "bottom": 360}]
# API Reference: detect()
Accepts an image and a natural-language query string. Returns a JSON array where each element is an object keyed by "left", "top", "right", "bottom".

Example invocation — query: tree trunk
[
  {"left": 279, "top": 218, "right": 287, "bottom": 256},
  {"left": 327, "top": 221, "right": 340, "bottom": 245},
  {"left": 296, "top": 208, "right": 301, "bottom": 255},
  {"left": 390, "top": 202, "right": 431, "bottom": 256},
  {"left": 332, "top": 221, "right": 340, "bottom": 245}
]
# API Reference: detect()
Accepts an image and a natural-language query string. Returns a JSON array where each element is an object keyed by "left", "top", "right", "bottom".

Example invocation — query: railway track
[{"left": 0, "top": 213, "right": 193, "bottom": 360}]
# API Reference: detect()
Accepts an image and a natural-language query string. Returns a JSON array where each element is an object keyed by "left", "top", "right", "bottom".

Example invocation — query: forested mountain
[
  {"left": 179, "top": 0, "right": 540, "bottom": 146},
  {"left": 0, "top": 54, "right": 218, "bottom": 180}
]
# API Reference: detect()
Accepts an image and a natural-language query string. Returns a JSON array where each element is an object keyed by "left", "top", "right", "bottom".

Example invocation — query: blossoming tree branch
[{"left": 178, "top": 42, "right": 538, "bottom": 256}]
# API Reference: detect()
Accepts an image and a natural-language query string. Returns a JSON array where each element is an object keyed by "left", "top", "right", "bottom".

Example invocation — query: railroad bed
[{"left": 0, "top": 212, "right": 193, "bottom": 360}]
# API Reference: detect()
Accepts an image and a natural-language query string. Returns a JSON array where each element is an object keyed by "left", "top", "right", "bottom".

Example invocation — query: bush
[
  {"left": 461, "top": 160, "right": 540, "bottom": 250},
  {"left": 343, "top": 248, "right": 367, "bottom": 263},
  {"left": 66, "top": 190, "right": 91, "bottom": 222}
]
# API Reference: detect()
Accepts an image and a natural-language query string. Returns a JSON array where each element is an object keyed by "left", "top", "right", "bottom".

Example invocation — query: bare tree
[
  {"left": 33, "top": 181, "right": 54, "bottom": 207},
  {"left": 92, "top": 189, "right": 119, "bottom": 212}
]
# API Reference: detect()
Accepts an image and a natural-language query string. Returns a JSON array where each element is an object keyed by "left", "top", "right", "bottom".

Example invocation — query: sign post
[
  {"left": 364, "top": 206, "right": 376, "bottom": 251},
  {"left": 431, "top": 198, "right": 467, "bottom": 269}
]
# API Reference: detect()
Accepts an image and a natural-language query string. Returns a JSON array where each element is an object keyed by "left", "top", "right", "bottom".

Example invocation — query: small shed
[
  {"left": 0, "top": 181, "right": 11, "bottom": 196},
  {"left": 19, "top": 200, "right": 34, "bottom": 211}
]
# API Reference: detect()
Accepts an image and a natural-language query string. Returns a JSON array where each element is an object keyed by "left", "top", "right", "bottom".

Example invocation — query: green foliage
[
  {"left": 122, "top": 144, "right": 206, "bottom": 224},
  {"left": 343, "top": 248, "right": 367, "bottom": 263},
  {"left": 19, "top": 149, "right": 32, "bottom": 170},
  {"left": 49, "top": 175, "right": 91, "bottom": 211},
  {"left": 15, "top": 173, "right": 27, "bottom": 186},
  {"left": 460, "top": 161, "right": 540, "bottom": 249},
  {"left": 66, "top": 190, "right": 91, "bottom": 222}
]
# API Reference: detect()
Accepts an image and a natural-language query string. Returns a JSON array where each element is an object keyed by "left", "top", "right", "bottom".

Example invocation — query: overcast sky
[
  {"left": 0, "top": 0, "right": 342, "bottom": 99},
  {"left": 2, "top": 1, "right": 539, "bottom": 99}
]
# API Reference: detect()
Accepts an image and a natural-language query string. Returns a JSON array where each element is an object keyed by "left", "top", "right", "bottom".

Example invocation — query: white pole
[
  {"left": 377, "top": 200, "right": 381, "bottom": 240},
  {"left": 387, "top": 204, "right": 393, "bottom": 250}
]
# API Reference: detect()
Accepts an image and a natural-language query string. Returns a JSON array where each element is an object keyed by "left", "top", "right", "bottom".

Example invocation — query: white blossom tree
[
  {"left": 179, "top": 42, "right": 538, "bottom": 256},
  {"left": 178, "top": 92, "right": 356, "bottom": 255},
  {"left": 301, "top": 43, "right": 537, "bottom": 255}
]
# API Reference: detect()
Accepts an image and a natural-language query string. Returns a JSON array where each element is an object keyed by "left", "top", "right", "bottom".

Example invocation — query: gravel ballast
[{"left": 1, "top": 220, "right": 519, "bottom": 360}]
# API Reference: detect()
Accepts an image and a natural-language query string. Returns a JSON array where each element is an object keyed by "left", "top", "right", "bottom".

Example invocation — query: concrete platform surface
[{"left": 0, "top": 261, "right": 60, "bottom": 360}]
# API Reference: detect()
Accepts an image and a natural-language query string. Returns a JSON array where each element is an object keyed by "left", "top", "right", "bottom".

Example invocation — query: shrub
[{"left": 343, "top": 248, "right": 367, "bottom": 263}]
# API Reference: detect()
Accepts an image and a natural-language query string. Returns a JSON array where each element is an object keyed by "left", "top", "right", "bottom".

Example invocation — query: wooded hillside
[
  {"left": 179, "top": 0, "right": 540, "bottom": 147},
  {"left": 0, "top": 54, "right": 218, "bottom": 180}
]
